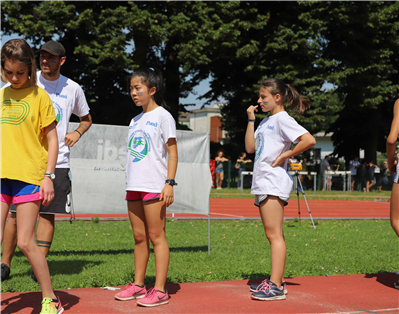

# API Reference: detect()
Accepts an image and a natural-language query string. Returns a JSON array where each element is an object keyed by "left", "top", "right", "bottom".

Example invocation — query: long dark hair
[
  {"left": 260, "top": 78, "right": 310, "bottom": 115},
  {"left": 1, "top": 39, "right": 37, "bottom": 86},
  {"left": 128, "top": 67, "right": 166, "bottom": 108}
]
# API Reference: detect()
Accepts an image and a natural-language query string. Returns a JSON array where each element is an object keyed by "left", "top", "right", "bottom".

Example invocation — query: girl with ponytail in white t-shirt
[
  {"left": 386, "top": 99, "right": 399, "bottom": 289},
  {"left": 115, "top": 68, "right": 178, "bottom": 307},
  {"left": 245, "top": 78, "right": 316, "bottom": 301}
]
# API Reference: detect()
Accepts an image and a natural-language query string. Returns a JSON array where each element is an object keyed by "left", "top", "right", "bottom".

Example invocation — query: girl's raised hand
[
  {"left": 247, "top": 105, "right": 258, "bottom": 120},
  {"left": 160, "top": 184, "right": 174, "bottom": 207}
]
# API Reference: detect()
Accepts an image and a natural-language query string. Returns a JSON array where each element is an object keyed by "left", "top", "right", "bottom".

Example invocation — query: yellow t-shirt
[{"left": 1, "top": 86, "right": 57, "bottom": 186}]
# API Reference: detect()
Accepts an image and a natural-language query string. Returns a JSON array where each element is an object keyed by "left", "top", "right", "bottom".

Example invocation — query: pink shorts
[
  {"left": 1, "top": 179, "right": 41, "bottom": 204},
  {"left": 126, "top": 191, "right": 161, "bottom": 202}
]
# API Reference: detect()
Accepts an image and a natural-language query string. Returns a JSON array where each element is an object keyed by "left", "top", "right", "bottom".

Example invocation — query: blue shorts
[
  {"left": 1, "top": 179, "right": 41, "bottom": 204},
  {"left": 215, "top": 168, "right": 224, "bottom": 173}
]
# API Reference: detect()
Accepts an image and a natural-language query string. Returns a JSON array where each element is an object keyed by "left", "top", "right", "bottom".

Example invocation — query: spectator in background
[
  {"left": 376, "top": 161, "right": 388, "bottom": 192},
  {"left": 365, "top": 160, "right": 377, "bottom": 192},
  {"left": 236, "top": 152, "right": 252, "bottom": 190},
  {"left": 350, "top": 157, "right": 360, "bottom": 191},
  {"left": 320, "top": 156, "right": 331, "bottom": 191},
  {"left": 215, "top": 151, "right": 228, "bottom": 190},
  {"left": 358, "top": 159, "right": 367, "bottom": 192}
]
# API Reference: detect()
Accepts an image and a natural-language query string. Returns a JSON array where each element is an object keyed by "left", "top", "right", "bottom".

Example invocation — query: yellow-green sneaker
[{"left": 40, "top": 297, "right": 64, "bottom": 314}]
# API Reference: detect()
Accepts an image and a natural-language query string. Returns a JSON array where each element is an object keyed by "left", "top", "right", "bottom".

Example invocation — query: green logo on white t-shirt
[{"left": 127, "top": 129, "right": 151, "bottom": 162}]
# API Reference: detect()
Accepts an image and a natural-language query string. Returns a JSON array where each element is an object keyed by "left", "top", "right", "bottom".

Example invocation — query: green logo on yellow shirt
[{"left": 1, "top": 100, "right": 30, "bottom": 125}]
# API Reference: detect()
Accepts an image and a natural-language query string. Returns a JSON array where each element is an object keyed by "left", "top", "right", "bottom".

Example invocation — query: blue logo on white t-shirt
[
  {"left": 267, "top": 125, "right": 274, "bottom": 131},
  {"left": 255, "top": 133, "right": 264, "bottom": 162},
  {"left": 146, "top": 121, "right": 158, "bottom": 127}
]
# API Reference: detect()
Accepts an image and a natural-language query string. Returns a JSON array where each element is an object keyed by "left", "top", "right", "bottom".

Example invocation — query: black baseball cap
[{"left": 36, "top": 40, "right": 66, "bottom": 57}]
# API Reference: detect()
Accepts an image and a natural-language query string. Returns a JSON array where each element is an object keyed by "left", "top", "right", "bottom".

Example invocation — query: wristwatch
[
  {"left": 44, "top": 172, "right": 56, "bottom": 180},
  {"left": 165, "top": 178, "right": 177, "bottom": 186}
]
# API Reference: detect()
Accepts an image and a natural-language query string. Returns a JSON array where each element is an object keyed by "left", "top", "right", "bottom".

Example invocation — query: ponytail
[
  {"left": 260, "top": 78, "right": 310, "bottom": 115},
  {"left": 128, "top": 67, "right": 167, "bottom": 108}
]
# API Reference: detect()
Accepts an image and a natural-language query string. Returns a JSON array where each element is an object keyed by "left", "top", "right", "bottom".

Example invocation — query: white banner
[{"left": 68, "top": 123, "right": 212, "bottom": 215}]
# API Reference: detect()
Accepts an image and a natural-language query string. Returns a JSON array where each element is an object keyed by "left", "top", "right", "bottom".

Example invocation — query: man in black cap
[{"left": 1, "top": 40, "right": 93, "bottom": 281}]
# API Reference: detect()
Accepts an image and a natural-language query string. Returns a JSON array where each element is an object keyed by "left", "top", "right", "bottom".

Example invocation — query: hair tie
[{"left": 149, "top": 67, "right": 155, "bottom": 71}]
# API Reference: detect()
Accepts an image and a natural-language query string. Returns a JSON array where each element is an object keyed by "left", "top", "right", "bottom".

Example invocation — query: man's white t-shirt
[
  {"left": 37, "top": 72, "right": 90, "bottom": 168},
  {"left": 251, "top": 111, "right": 308, "bottom": 199},
  {"left": 125, "top": 106, "right": 177, "bottom": 193},
  {"left": 349, "top": 160, "right": 360, "bottom": 176}
]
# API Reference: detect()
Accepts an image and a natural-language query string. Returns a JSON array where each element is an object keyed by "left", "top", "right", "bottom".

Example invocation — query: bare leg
[
  {"left": 36, "top": 214, "right": 55, "bottom": 257},
  {"left": 1, "top": 212, "right": 18, "bottom": 267},
  {"left": 1, "top": 202, "right": 11, "bottom": 244},
  {"left": 259, "top": 196, "right": 286, "bottom": 288},
  {"left": 128, "top": 200, "right": 149, "bottom": 286},
  {"left": 143, "top": 200, "right": 169, "bottom": 292},
  {"left": 216, "top": 173, "right": 221, "bottom": 188},
  {"left": 16, "top": 201, "right": 56, "bottom": 300},
  {"left": 390, "top": 183, "right": 399, "bottom": 237}
]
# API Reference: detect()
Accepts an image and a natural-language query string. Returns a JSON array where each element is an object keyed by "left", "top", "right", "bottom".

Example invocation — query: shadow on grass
[
  {"left": 1, "top": 290, "right": 79, "bottom": 314},
  {"left": 48, "top": 260, "right": 103, "bottom": 276},
  {"left": 364, "top": 272, "right": 398, "bottom": 289},
  {"left": 13, "top": 245, "right": 209, "bottom": 258}
]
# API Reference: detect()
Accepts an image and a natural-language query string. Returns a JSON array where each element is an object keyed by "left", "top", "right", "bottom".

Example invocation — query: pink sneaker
[
  {"left": 136, "top": 288, "right": 170, "bottom": 307},
  {"left": 115, "top": 283, "right": 146, "bottom": 301}
]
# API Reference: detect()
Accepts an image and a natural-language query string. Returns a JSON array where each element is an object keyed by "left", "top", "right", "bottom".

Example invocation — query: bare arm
[
  {"left": 245, "top": 105, "right": 258, "bottom": 154},
  {"left": 65, "top": 113, "right": 93, "bottom": 147},
  {"left": 387, "top": 99, "right": 399, "bottom": 174},
  {"left": 40, "top": 122, "right": 59, "bottom": 206},
  {"left": 272, "top": 132, "right": 316, "bottom": 167},
  {"left": 160, "top": 138, "right": 178, "bottom": 207}
]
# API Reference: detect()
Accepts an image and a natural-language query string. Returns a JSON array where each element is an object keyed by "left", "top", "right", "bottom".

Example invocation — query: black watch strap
[{"left": 165, "top": 178, "right": 177, "bottom": 186}]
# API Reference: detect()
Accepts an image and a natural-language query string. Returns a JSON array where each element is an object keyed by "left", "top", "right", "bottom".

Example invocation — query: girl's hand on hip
[
  {"left": 247, "top": 105, "right": 258, "bottom": 120},
  {"left": 389, "top": 160, "right": 398, "bottom": 174},
  {"left": 40, "top": 177, "right": 54, "bottom": 206},
  {"left": 160, "top": 184, "right": 174, "bottom": 207},
  {"left": 272, "top": 154, "right": 287, "bottom": 168}
]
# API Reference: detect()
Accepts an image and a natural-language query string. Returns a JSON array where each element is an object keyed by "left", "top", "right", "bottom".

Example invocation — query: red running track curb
[{"left": 1, "top": 273, "right": 398, "bottom": 313}]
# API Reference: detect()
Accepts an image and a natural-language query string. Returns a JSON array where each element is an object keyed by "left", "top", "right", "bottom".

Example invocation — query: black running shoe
[
  {"left": 30, "top": 269, "right": 38, "bottom": 282},
  {"left": 1, "top": 263, "right": 10, "bottom": 281}
]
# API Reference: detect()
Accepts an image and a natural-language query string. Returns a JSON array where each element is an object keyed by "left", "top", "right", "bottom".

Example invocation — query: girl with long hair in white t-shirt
[
  {"left": 386, "top": 99, "right": 399, "bottom": 289},
  {"left": 115, "top": 67, "right": 178, "bottom": 307},
  {"left": 245, "top": 78, "right": 316, "bottom": 301},
  {"left": 1, "top": 39, "right": 63, "bottom": 313}
]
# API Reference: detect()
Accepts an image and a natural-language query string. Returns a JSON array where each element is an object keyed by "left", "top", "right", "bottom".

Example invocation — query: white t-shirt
[
  {"left": 37, "top": 72, "right": 90, "bottom": 168},
  {"left": 349, "top": 160, "right": 360, "bottom": 175},
  {"left": 125, "top": 106, "right": 177, "bottom": 193},
  {"left": 2, "top": 72, "right": 90, "bottom": 168},
  {"left": 251, "top": 111, "right": 308, "bottom": 198}
]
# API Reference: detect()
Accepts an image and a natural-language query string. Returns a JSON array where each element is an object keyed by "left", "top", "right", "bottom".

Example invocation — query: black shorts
[{"left": 9, "top": 168, "right": 71, "bottom": 215}]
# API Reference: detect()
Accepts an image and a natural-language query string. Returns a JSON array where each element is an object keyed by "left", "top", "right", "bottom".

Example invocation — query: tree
[
  {"left": 1, "top": 1, "right": 271, "bottom": 129},
  {"left": 302, "top": 1, "right": 399, "bottom": 162},
  {"left": 200, "top": 1, "right": 342, "bottom": 158}
]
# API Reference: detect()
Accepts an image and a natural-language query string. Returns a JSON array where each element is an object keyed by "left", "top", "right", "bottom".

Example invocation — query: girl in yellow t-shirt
[{"left": 1, "top": 39, "right": 63, "bottom": 314}]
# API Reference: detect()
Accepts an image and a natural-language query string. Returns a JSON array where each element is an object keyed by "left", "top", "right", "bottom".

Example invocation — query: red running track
[{"left": 64, "top": 199, "right": 390, "bottom": 220}]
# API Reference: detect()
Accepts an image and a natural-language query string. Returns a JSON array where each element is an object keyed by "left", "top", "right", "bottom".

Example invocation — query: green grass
[
  {"left": 211, "top": 188, "right": 392, "bottom": 201},
  {"left": 1, "top": 219, "right": 398, "bottom": 293}
]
